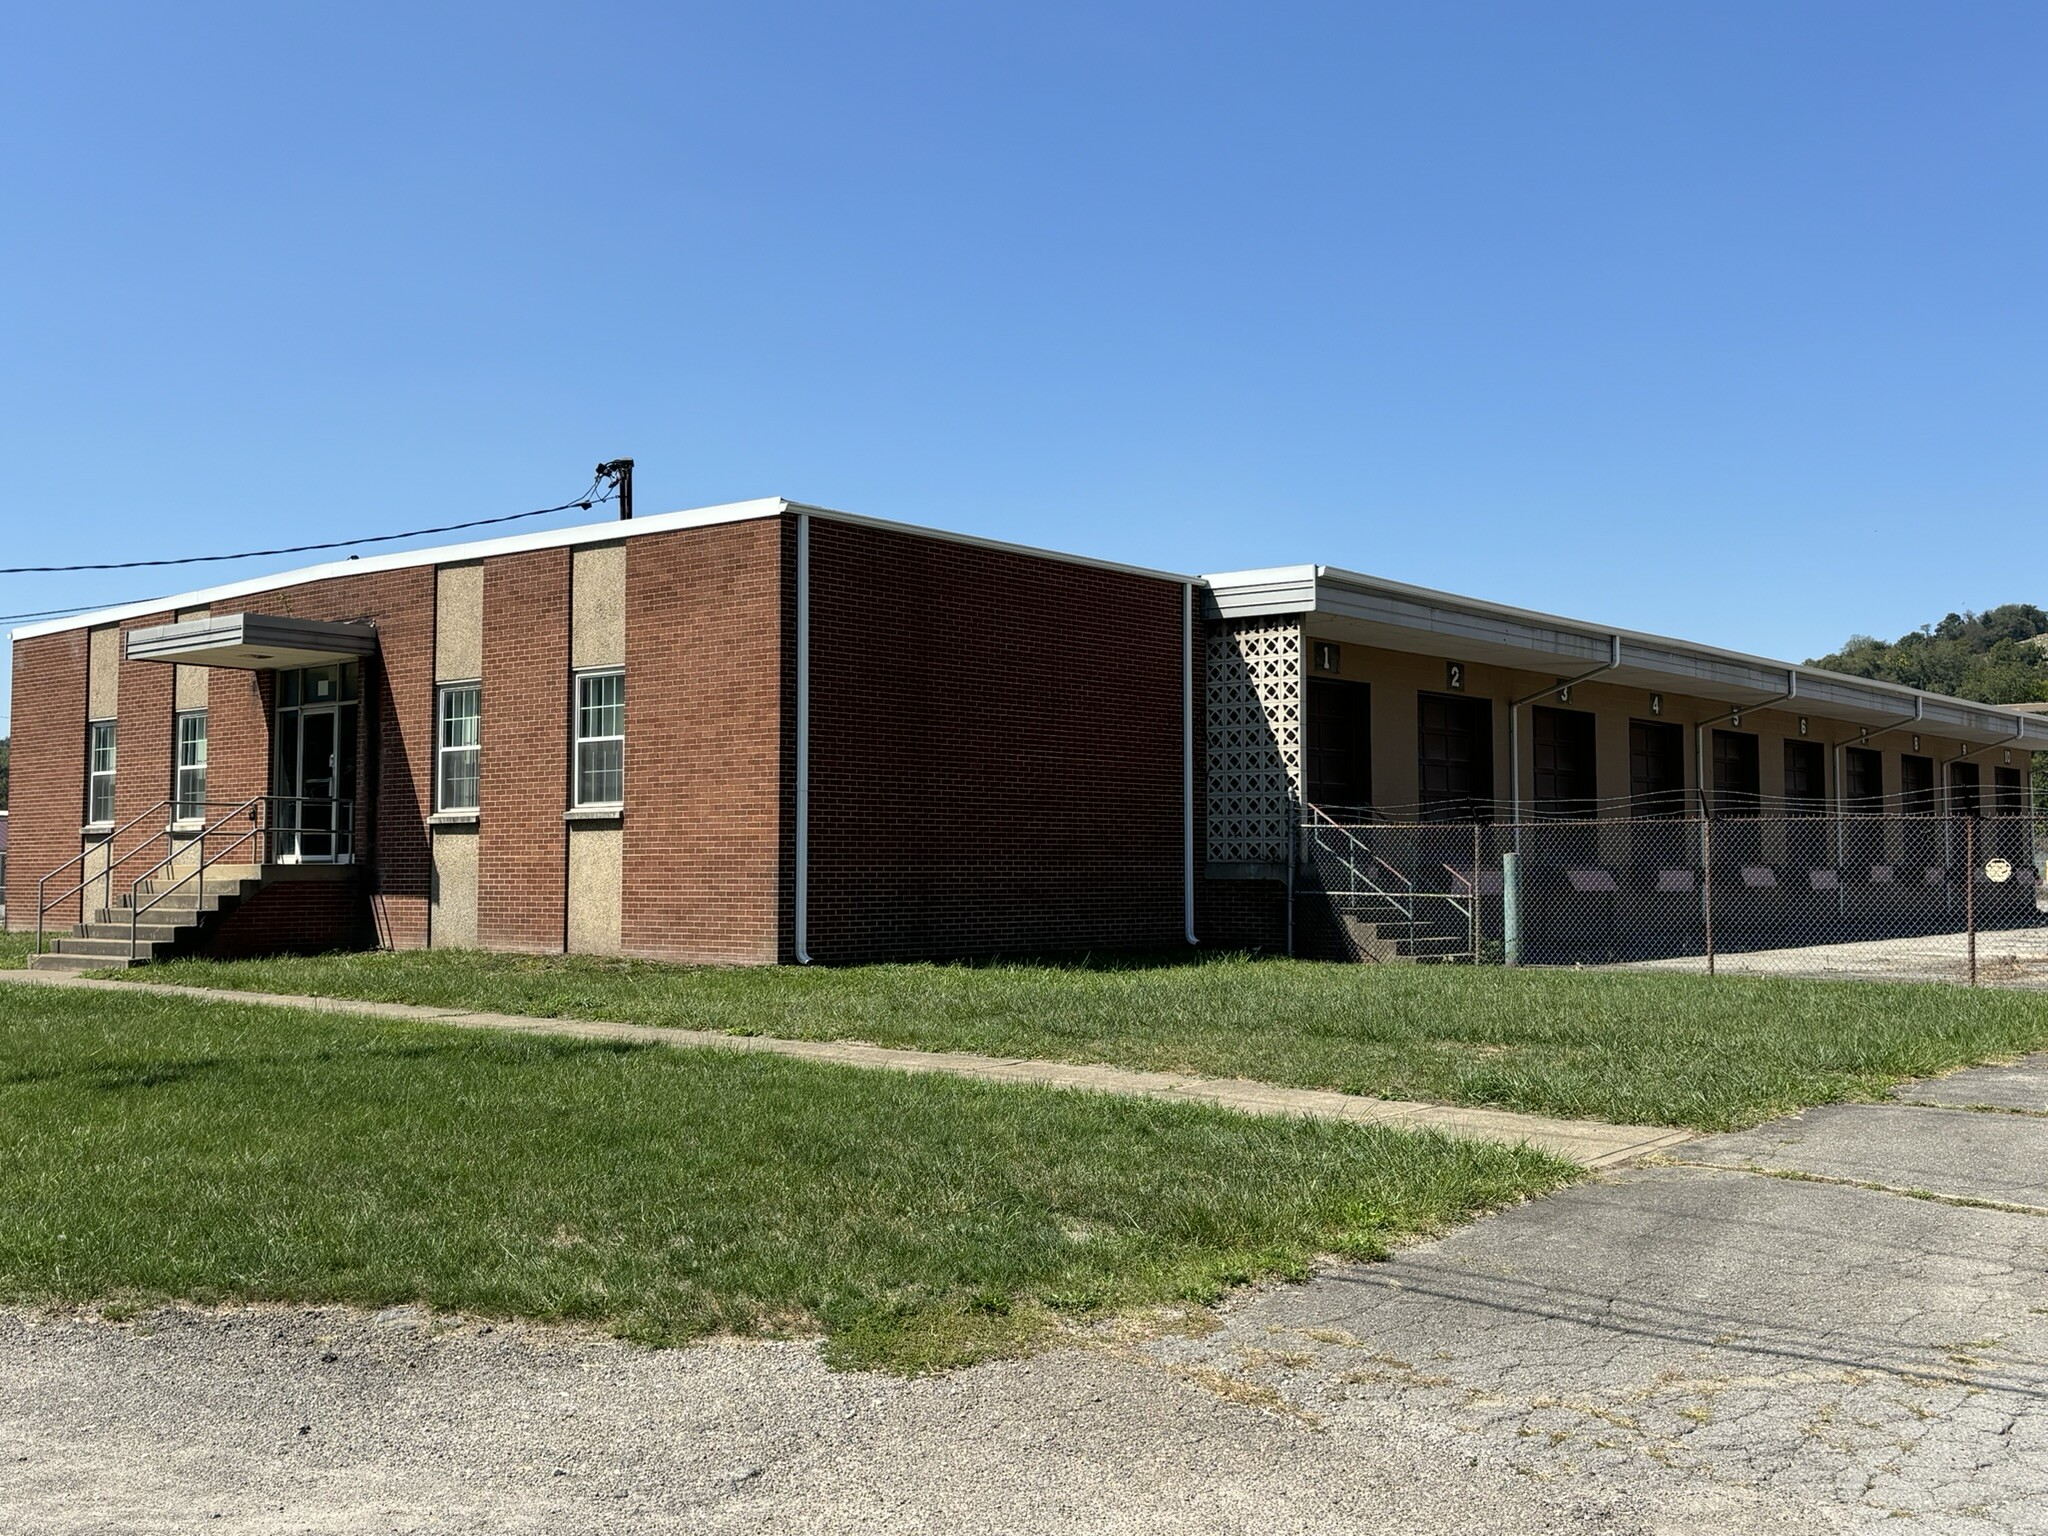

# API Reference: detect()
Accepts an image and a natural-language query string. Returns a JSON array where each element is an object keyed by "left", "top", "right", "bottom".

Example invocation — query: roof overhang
[
  {"left": 123, "top": 613, "right": 380, "bottom": 671},
  {"left": 1202, "top": 565, "right": 2048, "bottom": 750}
]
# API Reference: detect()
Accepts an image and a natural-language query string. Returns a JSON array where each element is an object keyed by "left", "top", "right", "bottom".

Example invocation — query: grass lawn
[
  {"left": 0, "top": 931, "right": 32, "bottom": 969},
  {"left": 0, "top": 983, "right": 1569, "bottom": 1373},
  {"left": 118, "top": 949, "right": 2048, "bottom": 1131}
]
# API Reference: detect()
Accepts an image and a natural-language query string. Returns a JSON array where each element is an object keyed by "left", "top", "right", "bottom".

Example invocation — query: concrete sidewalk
[{"left": 0, "top": 968, "right": 1691, "bottom": 1169}]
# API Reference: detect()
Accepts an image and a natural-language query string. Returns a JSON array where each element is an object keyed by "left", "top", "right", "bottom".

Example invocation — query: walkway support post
[{"left": 1502, "top": 851, "right": 1522, "bottom": 966}]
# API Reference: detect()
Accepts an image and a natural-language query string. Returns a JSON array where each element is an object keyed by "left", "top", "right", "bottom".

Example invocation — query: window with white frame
[
  {"left": 173, "top": 711, "right": 208, "bottom": 821},
  {"left": 87, "top": 720, "right": 117, "bottom": 825},
  {"left": 436, "top": 683, "right": 481, "bottom": 812},
  {"left": 573, "top": 670, "right": 624, "bottom": 808}
]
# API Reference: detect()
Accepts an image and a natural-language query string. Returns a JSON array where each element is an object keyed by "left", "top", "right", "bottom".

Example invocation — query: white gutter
[
  {"left": 794, "top": 513, "right": 812, "bottom": 965},
  {"left": 1182, "top": 583, "right": 1197, "bottom": 946}
]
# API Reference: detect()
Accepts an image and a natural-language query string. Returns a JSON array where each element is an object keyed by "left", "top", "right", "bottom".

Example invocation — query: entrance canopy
[{"left": 123, "top": 613, "right": 379, "bottom": 671}]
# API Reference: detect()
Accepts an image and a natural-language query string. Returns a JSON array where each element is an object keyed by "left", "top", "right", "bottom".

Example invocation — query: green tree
[{"left": 1809, "top": 604, "right": 2048, "bottom": 815}]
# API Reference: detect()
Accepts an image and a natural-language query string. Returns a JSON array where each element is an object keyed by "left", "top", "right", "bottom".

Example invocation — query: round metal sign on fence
[{"left": 1985, "top": 858, "right": 2014, "bottom": 884}]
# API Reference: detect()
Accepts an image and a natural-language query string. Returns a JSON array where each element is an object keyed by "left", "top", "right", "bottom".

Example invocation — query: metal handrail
[
  {"left": 1304, "top": 804, "right": 1417, "bottom": 921},
  {"left": 36, "top": 799, "right": 172, "bottom": 955},
  {"left": 121, "top": 794, "right": 267, "bottom": 962},
  {"left": 121, "top": 794, "right": 351, "bottom": 961}
]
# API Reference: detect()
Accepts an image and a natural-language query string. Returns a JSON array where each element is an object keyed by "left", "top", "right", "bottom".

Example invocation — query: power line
[
  {"left": 0, "top": 602, "right": 101, "bottom": 624},
  {"left": 0, "top": 480, "right": 613, "bottom": 576}
]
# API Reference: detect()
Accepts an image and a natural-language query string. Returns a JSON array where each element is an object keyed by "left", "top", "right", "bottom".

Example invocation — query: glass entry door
[{"left": 274, "top": 664, "right": 359, "bottom": 863}]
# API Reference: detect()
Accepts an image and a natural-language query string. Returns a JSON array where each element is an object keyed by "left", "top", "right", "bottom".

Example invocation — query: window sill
[
  {"left": 80, "top": 822, "right": 115, "bottom": 837},
  {"left": 563, "top": 806, "right": 623, "bottom": 824},
  {"left": 167, "top": 819, "right": 207, "bottom": 835},
  {"left": 427, "top": 810, "right": 480, "bottom": 827}
]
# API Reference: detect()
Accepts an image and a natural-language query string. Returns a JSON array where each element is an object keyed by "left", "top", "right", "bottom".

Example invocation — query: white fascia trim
[
  {"left": 10, "top": 498, "right": 791, "bottom": 641},
  {"left": 1203, "top": 562, "right": 2048, "bottom": 747},
  {"left": 13, "top": 495, "right": 1196, "bottom": 644}
]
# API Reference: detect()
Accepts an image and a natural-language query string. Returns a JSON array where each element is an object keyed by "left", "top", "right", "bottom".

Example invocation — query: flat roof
[
  {"left": 9, "top": 497, "right": 1196, "bottom": 642},
  {"left": 11, "top": 498, "right": 2045, "bottom": 748},
  {"left": 1203, "top": 563, "right": 2048, "bottom": 747}
]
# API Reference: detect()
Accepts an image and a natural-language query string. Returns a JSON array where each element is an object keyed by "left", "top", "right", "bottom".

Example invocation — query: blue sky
[{"left": 4, "top": 3, "right": 2045, "bottom": 731}]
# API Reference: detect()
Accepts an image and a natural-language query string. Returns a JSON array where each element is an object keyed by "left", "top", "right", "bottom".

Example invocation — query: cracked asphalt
[{"left": 4, "top": 1054, "right": 2046, "bottom": 1533}]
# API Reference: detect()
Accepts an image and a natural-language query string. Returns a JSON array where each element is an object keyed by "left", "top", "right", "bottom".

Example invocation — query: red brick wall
[
  {"left": 804, "top": 519, "right": 1187, "bottom": 961},
  {"left": 477, "top": 549, "right": 570, "bottom": 952},
  {"left": 202, "top": 874, "right": 373, "bottom": 958},
  {"left": 5, "top": 631, "right": 90, "bottom": 929},
  {"left": 620, "top": 520, "right": 788, "bottom": 963},
  {"left": 104, "top": 610, "right": 176, "bottom": 879},
  {"left": 9, "top": 567, "right": 434, "bottom": 947},
  {"left": 201, "top": 567, "right": 437, "bottom": 949}
]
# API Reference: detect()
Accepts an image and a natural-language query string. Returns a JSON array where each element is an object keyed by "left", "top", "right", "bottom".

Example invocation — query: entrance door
[{"left": 278, "top": 705, "right": 353, "bottom": 863}]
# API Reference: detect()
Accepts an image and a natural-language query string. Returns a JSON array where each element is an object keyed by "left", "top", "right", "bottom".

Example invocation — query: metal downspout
[
  {"left": 795, "top": 512, "right": 812, "bottom": 965},
  {"left": 1693, "top": 671, "right": 1798, "bottom": 819},
  {"left": 1182, "top": 583, "right": 1197, "bottom": 947},
  {"left": 1506, "top": 635, "right": 1623, "bottom": 839}
]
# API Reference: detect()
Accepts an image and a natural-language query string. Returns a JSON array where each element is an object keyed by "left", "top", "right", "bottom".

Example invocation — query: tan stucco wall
[
  {"left": 567, "top": 824, "right": 622, "bottom": 955},
  {"left": 173, "top": 607, "right": 210, "bottom": 710},
  {"left": 430, "top": 825, "right": 479, "bottom": 948},
  {"left": 87, "top": 627, "right": 120, "bottom": 718},
  {"left": 571, "top": 542, "right": 626, "bottom": 670},
  {"left": 435, "top": 562, "right": 484, "bottom": 682}
]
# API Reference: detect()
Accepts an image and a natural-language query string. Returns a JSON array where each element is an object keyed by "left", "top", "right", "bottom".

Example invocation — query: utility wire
[{"left": 0, "top": 480, "right": 613, "bottom": 576}]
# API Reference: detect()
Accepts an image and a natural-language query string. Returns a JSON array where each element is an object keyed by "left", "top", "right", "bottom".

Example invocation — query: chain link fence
[{"left": 1299, "top": 810, "right": 2048, "bottom": 988}]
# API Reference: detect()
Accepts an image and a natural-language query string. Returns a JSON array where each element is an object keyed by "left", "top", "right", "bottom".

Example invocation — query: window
[
  {"left": 86, "top": 720, "right": 116, "bottom": 825},
  {"left": 1305, "top": 678, "right": 1371, "bottom": 810},
  {"left": 1417, "top": 692, "right": 1494, "bottom": 823},
  {"left": 436, "top": 684, "right": 481, "bottom": 812},
  {"left": 173, "top": 711, "right": 208, "bottom": 821},
  {"left": 1844, "top": 746, "right": 1883, "bottom": 810},
  {"left": 1531, "top": 706, "right": 1597, "bottom": 819},
  {"left": 1628, "top": 720, "right": 1684, "bottom": 817},
  {"left": 574, "top": 670, "right": 625, "bottom": 808}
]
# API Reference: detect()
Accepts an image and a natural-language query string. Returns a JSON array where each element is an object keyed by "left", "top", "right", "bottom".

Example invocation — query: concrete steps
[{"left": 28, "top": 869, "right": 265, "bottom": 972}]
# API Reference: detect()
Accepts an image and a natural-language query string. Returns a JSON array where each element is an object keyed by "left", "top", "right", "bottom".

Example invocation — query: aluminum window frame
[
  {"left": 572, "top": 667, "right": 626, "bottom": 810},
  {"left": 172, "top": 709, "right": 208, "bottom": 822},
  {"left": 86, "top": 718, "right": 117, "bottom": 826},
  {"left": 435, "top": 681, "right": 482, "bottom": 813}
]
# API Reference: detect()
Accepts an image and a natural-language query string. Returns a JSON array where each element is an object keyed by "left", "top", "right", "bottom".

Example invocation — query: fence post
[
  {"left": 1701, "top": 818, "right": 1716, "bottom": 977},
  {"left": 1966, "top": 815, "right": 1977, "bottom": 988},
  {"left": 1471, "top": 821, "right": 1481, "bottom": 963}
]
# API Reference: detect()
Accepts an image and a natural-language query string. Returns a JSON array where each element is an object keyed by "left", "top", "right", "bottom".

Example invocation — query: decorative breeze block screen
[{"left": 1206, "top": 617, "right": 1303, "bottom": 865}]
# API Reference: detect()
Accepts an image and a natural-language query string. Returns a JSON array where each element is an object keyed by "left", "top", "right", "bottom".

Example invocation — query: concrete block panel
[
  {"left": 567, "top": 823, "right": 623, "bottom": 956},
  {"left": 572, "top": 542, "right": 626, "bottom": 671},
  {"left": 435, "top": 562, "right": 484, "bottom": 682},
  {"left": 430, "top": 825, "right": 479, "bottom": 949},
  {"left": 87, "top": 627, "right": 120, "bottom": 718}
]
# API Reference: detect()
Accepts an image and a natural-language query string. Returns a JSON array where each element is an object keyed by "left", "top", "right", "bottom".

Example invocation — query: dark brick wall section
[
  {"left": 201, "top": 874, "right": 373, "bottom": 959},
  {"left": 477, "top": 548, "right": 570, "bottom": 952},
  {"left": 621, "top": 520, "right": 787, "bottom": 963},
  {"left": 5, "top": 631, "right": 90, "bottom": 929},
  {"left": 805, "top": 519, "right": 1187, "bottom": 961}
]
